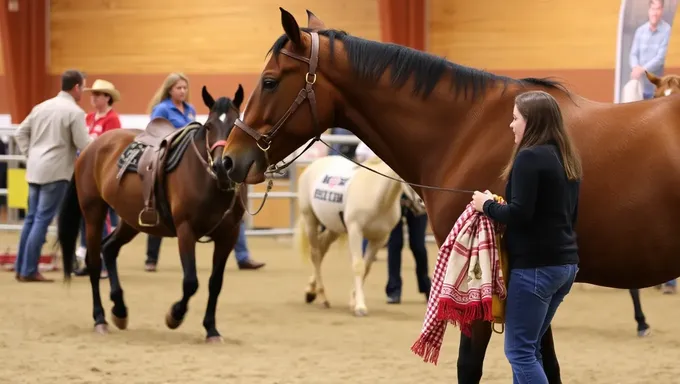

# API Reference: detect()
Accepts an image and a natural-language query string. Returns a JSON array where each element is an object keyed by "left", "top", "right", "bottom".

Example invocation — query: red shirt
[{"left": 86, "top": 108, "right": 122, "bottom": 139}]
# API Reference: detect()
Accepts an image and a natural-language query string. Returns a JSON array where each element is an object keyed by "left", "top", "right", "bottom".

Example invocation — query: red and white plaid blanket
[{"left": 411, "top": 202, "right": 507, "bottom": 365}]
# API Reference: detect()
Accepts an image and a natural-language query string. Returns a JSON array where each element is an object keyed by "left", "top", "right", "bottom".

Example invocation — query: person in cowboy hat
[{"left": 73, "top": 79, "right": 123, "bottom": 278}]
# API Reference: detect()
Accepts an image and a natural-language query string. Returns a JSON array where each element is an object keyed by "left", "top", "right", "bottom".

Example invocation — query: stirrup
[{"left": 138, "top": 207, "right": 160, "bottom": 227}]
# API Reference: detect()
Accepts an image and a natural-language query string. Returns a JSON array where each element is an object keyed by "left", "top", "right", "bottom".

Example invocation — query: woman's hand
[{"left": 471, "top": 190, "right": 495, "bottom": 212}]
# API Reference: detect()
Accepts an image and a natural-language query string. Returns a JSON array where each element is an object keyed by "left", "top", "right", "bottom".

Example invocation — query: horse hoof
[
  {"left": 165, "top": 310, "right": 182, "bottom": 330},
  {"left": 206, "top": 336, "right": 224, "bottom": 344},
  {"left": 305, "top": 292, "right": 317, "bottom": 303},
  {"left": 111, "top": 313, "right": 128, "bottom": 330},
  {"left": 354, "top": 308, "right": 368, "bottom": 317},
  {"left": 94, "top": 323, "right": 109, "bottom": 334},
  {"left": 638, "top": 328, "right": 652, "bottom": 337},
  {"left": 323, "top": 300, "right": 331, "bottom": 309}
]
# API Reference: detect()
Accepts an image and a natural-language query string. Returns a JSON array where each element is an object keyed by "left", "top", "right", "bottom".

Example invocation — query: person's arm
[
  {"left": 629, "top": 29, "right": 641, "bottom": 69},
  {"left": 483, "top": 149, "right": 539, "bottom": 224},
  {"left": 641, "top": 29, "right": 670, "bottom": 73},
  {"left": 71, "top": 110, "right": 93, "bottom": 150},
  {"left": 571, "top": 193, "right": 579, "bottom": 227},
  {"left": 13, "top": 109, "right": 33, "bottom": 155}
]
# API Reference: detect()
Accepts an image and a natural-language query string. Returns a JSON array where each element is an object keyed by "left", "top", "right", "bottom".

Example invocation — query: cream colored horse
[{"left": 294, "top": 155, "right": 424, "bottom": 316}]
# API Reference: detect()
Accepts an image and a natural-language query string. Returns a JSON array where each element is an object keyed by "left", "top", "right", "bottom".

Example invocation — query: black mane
[{"left": 269, "top": 28, "right": 568, "bottom": 100}]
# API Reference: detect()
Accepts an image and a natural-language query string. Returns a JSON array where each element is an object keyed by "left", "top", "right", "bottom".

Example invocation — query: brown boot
[
  {"left": 238, "top": 259, "right": 265, "bottom": 270},
  {"left": 19, "top": 273, "right": 54, "bottom": 282}
]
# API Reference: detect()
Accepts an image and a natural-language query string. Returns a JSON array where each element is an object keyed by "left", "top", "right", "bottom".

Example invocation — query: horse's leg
[
  {"left": 457, "top": 321, "right": 493, "bottom": 384},
  {"left": 165, "top": 224, "right": 199, "bottom": 330},
  {"left": 102, "top": 220, "right": 139, "bottom": 330},
  {"left": 83, "top": 200, "right": 108, "bottom": 334},
  {"left": 350, "top": 238, "right": 382, "bottom": 309},
  {"left": 303, "top": 214, "right": 332, "bottom": 308},
  {"left": 202, "top": 222, "right": 239, "bottom": 343},
  {"left": 346, "top": 223, "right": 369, "bottom": 316},
  {"left": 539, "top": 325, "right": 562, "bottom": 384},
  {"left": 629, "top": 289, "right": 651, "bottom": 337}
]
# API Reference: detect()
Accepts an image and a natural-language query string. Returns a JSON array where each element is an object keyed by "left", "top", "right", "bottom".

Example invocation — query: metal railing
[{"left": 0, "top": 125, "right": 435, "bottom": 242}]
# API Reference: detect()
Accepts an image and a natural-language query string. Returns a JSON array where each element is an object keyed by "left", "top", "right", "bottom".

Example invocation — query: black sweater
[{"left": 483, "top": 142, "right": 580, "bottom": 269}]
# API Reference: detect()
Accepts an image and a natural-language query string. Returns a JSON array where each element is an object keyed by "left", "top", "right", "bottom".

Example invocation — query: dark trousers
[
  {"left": 385, "top": 208, "right": 431, "bottom": 298},
  {"left": 146, "top": 235, "right": 162, "bottom": 264}
]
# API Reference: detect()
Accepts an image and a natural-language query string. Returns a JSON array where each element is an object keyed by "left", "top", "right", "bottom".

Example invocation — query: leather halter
[{"left": 232, "top": 31, "right": 321, "bottom": 158}]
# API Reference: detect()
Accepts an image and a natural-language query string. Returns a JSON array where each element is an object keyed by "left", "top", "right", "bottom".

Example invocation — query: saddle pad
[
  {"left": 116, "top": 126, "right": 199, "bottom": 175},
  {"left": 309, "top": 160, "right": 357, "bottom": 234}
]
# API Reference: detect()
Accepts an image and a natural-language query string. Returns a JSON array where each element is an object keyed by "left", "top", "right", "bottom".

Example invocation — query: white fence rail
[{"left": 0, "top": 125, "right": 435, "bottom": 242}]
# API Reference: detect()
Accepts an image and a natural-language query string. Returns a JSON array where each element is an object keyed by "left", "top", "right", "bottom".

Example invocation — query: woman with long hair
[
  {"left": 472, "top": 90, "right": 582, "bottom": 384},
  {"left": 143, "top": 73, "right": 196, "bottom": 272}
]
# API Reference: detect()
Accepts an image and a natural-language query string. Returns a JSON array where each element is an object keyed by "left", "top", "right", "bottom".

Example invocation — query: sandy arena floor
[{"left": 0, "top": 233, "right": 678, "bottom": 384}]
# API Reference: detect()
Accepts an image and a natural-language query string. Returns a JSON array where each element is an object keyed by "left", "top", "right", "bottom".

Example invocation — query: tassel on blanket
[{"left": 411, "top": 199, "right": 507, "bottom": 365}]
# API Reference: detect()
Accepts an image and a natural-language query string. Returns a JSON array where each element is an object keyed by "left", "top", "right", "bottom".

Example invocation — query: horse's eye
[{"left": 262, "top": 78, "right": 278, "bottom": 91}]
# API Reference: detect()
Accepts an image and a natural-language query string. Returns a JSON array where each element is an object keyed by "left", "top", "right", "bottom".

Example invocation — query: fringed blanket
[{"left": 411, "top": 201, "right": 507, "bottom": 365}]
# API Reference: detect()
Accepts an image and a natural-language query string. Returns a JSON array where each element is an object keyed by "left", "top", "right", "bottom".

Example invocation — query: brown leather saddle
[{"left": 132, "top": 117, "right": 188, "bottom": 228}]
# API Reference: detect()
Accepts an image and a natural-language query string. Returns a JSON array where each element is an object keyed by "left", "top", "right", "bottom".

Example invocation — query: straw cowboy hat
[{"left": 84, "top": 79, "right": 121, "bottom": 102}]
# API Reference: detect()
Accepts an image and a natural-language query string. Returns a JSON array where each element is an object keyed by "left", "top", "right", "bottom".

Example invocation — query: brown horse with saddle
[
  {"left": 219, "top": 8, "right": 680, "bottom": 383},
  {"left": 57, "top": 85, "right": 245, "bottom": 343}
]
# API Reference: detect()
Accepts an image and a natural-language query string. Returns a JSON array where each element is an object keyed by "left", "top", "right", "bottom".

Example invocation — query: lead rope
[{"left": 263, "top": 137, "right": 478, "bottom": 195}]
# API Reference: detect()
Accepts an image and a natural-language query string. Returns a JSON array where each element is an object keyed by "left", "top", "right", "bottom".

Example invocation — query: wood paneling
[
  {"left": 665, "top": 10, "right": 680, "bottom": 67},
  {"left": 428, "top": 0, "right": 621, "bottom": 70},
  {"left": 0, "top": 35, "right": 4, "bottom": 74},
  {"left": 49, "top": 0, "right": 379, "bottom": 75}
]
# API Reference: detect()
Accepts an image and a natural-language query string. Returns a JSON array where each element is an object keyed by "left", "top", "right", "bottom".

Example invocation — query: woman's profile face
[
  {"left": 169, "top": 79, "right": 188, "bottom": 103},
  {"left": 510, "top": 104, "right": 527, "bottom": 144}
]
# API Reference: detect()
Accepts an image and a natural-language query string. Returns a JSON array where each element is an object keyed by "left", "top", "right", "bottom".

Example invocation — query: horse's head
[
  {"left": 222, "top": 8, "right": 335, "bottom": 184},
  {"left": 401, "top": 183, "right": 427, "bottom": 216},
  {"left": 200, "top": 84, "right": 244, "bottom": 183},
  {"left": 646, "top": 71, "right": 680, "bottom": 98}
]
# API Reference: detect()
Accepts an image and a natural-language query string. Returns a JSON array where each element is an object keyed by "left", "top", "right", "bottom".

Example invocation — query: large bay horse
[
  {"left": 295, "top": 155, "right": 425, "bottom": 316},
  {"left": 219, "top": 8, "right": 680, "bottom": 382},
  {"left": 57, "top": 85, "right": 245, "bottom": 342}
]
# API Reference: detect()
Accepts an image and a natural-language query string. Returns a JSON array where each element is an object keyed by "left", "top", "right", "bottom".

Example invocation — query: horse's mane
[{"left": 269, "top": 28, "right": 569, "bottom": 101}]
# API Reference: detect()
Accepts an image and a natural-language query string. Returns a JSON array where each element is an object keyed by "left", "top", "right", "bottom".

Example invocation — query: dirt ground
[{"left": 0, "top": 233, "right": 678, "bottom": 384}]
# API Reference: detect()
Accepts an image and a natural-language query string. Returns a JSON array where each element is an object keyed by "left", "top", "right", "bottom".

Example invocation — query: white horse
[{"left": 294, "top": 155, "right": 425, "bottom": 316}]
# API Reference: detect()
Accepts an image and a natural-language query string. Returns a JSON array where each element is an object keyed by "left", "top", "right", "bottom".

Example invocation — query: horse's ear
[
  {"left": 233, "top": 84, "right": 244, "bottom": 109},
  {"left": 645, "top": 71, "right": 661, "bottom": 86},
  {"left": 306, "top": 10, "right": 326, "bottom": 31},
  {"left": 280, "top": 7, "right": 302, "bottom": 48},
  {"left": 202, "top": 85, "right": 215, "bottom": 110}
]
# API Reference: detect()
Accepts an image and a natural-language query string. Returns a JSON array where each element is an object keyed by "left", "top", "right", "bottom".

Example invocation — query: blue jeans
[
  {"left": 386, "top": 208, "right": 431, "bottom": 297},
  {"left": 16, "top": 181, "right": 69, "bottom": 277},
  {"left": 234, "top": 220, "right": 249, "bottom": 263},
  {"left": 504, "top": 264, "right": 578, "bottom": 384}
]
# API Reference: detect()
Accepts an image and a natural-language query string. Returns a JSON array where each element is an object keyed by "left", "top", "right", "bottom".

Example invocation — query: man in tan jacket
[{"left": 13, "top": 69, "right": 92, "bottom": 282}]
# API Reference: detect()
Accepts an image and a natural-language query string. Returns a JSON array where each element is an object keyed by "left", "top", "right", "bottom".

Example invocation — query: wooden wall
[
  {"left": 428, "top": 0, "right": 680, "bottom": 101},
  {"left": 49, "top": 0, "right": 380, "bottom": 75}
]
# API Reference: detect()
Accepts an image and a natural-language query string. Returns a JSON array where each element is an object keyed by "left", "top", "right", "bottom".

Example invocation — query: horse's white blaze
[
  {"left": 219, "top": 113, "right": 227, "bottom": 122},
  {"left": 664, "top": 88, "right": 673, "bottom": 96},
  {"left": 295, "top": 155, "right": 425, "bottom": 316}
]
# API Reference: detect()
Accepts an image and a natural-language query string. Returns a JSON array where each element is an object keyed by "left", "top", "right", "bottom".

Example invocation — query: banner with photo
[{"left": 614, "top": 0, "right": 678, "bottom": 103}]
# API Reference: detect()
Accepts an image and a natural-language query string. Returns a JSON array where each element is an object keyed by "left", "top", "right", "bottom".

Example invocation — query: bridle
[
  {"left": 189, "top": 106, "right": 241, "bottom": 242},
  {"left": 231, "top": 31, "right": 323, "bottom": 215},
  {"left": 230, "top": 30, "right": 479, "bottom": 216}
]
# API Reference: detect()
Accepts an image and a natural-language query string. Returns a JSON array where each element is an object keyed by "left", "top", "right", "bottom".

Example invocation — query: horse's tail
[
  {"left": 57, "top": 173, "right": 82, "bottom": 282},
  {"left": 294, "top": 216, "right": 312, "bottom": 263}
]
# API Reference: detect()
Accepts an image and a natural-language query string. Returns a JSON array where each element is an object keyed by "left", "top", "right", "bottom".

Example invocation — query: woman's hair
[
  {"left": 147, "top": 72, "right": 191, "bottom": 113},
  {"left": 501, "top": 90, "right": 583, "bottom": 181}
]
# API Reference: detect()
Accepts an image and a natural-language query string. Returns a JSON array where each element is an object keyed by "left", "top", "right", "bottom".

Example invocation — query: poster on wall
[{"left": 614, "top": 0, "right": 678, "bottom": 103}]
